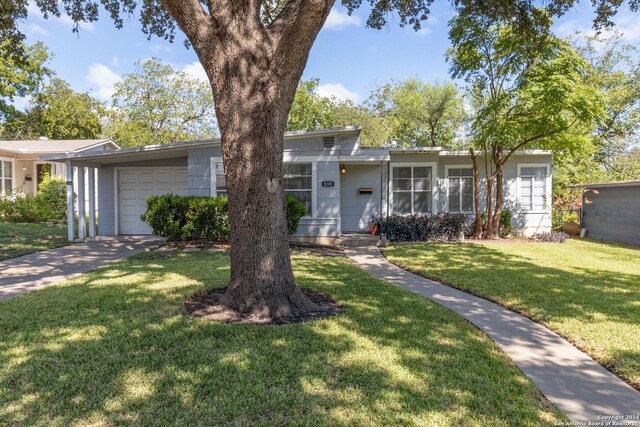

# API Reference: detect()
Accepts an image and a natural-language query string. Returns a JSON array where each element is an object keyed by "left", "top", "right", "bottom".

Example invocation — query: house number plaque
[{"left": 321, "top": 181, "right": 335, "bottom": 187}]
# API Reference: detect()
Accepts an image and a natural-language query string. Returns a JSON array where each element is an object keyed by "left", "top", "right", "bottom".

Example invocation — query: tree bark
[
  {"left": 483, "top": 147, "right": 495, "bottom": 238},
  {"left": 469, "top": 148, "right": 483, "bottom": 239},
  {"left": 160, "top": 0, "right": 335, "bottom": 320},
  {"left": 489, "top": 147, "right": 505, "bottom": 238}
]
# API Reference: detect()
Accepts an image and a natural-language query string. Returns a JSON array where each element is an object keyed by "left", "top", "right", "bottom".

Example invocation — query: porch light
[{"left": 340, "top": 164, "right": 347, "bottom": 174}]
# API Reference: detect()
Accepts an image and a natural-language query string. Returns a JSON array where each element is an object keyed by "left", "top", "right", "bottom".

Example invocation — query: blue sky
[{"left": 17, "top": 2, "right": 640, "bottom": 107}]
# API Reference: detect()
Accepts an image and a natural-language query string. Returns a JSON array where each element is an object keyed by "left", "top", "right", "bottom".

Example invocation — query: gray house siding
[{"left": 582, "top": 186, "right": 640, "bottom": 245}]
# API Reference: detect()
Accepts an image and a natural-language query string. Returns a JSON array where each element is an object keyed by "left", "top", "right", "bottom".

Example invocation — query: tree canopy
[
  {"left": 104, "top": 58, "right": 217, "bottom": 147},
  {"left": 369, "top": 79, "right": 464, "bottom": 147},
  {"left": 2, "top": 77, "right": 103, "bottom": 140},
  {"left": 286, "top": 78, "right": 389, "bottom": 146},
  {"left": 0, "top": 41, "right": 51, "bottom": 122}
]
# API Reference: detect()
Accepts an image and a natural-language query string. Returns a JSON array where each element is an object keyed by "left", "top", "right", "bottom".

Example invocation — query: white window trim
[
  {"left": 0, "top": 157, "right": 16, "bottom": 196},
  {"left": 444, "top": 164, "right": 475, "bottom": 213},
  {"left": 210, "top": 156, "right": 318, "bottom": 218},
  {"left": 517, "top": 163, "right": 551, "bottom": 213},
  {"left": 389, "top": 162, "right": 437, "bottom": 215}
]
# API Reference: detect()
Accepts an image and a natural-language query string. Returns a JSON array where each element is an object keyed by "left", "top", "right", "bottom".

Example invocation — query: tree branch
[{"left": 159, "top": 0, "right": 214, "bottom": 51}]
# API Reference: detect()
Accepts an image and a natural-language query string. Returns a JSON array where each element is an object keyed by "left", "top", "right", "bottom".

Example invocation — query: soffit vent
[{"left": 323, "top": 136, "right": 335, "bottom": 148}]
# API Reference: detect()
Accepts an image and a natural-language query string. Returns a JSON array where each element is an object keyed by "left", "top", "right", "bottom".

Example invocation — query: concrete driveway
[{"left": 0, "top": 236, "right": 163, "bottom": 302}]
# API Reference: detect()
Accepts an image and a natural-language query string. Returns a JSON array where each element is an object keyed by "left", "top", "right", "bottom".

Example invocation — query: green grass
[
  {"left": 383, "top": 239, "right": 640, "bottom": 389},
  {"left": 0, "top": 222, "right": 68, "bottom": 261},
  {"left": 0, "top": 251, "right": 563, "bottom": 426}
]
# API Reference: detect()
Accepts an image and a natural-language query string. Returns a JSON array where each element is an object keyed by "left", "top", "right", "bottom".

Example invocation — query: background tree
[
  {"left": 3, "top": 78, "right": 103, "bottom": 139},
  {"left": 448, "top": 12, "right": 603, "bottom": 237},
  {"left": 287, "top": 78, "right": 389, "bottom": 146},
  {"left": 287, "top": 78, "right": 337, "bottom": 131},
  {"left": 104, "top": 58, "right": 217, "bottom": 147},
  {"left": 8, "top": 0, "right": 634, "bottom": 321},
  {"left": 0, "top": 41, "right": 50, "bottom": 125},
  {"left": 370, "top": 78, "right": 464, "bottom": 147}
]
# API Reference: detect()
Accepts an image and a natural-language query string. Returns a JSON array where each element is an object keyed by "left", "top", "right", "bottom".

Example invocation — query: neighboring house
[
  {"left": 0, "top": 138, "right": 120, "bottom": 196},
  {"left": 42, "top": 127, "right": 552, "bottom": 240},
  {"left": 574, "top": 181, "right": 640, "bottom": 245}
]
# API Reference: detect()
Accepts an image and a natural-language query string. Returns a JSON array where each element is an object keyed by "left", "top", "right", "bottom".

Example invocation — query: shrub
[
  {"left": 37, "top": 177, "right": 67, "bottom": 220},
  {"left": 285, "top": 194, "right": 307, "bottom": 235},
  {"left": 374, "top": 213, "right": 466, "bottom": 242},
  {"left": 141, "top": 194, "right": 306, "bottom": 242},
  {"left": 533, "top": 231, "right": 570, "bottom": 243},
  {"left": 500, "top": 209, "right": 513, "bottom": 237},
  {"left": 0, "top": 194, "right": 50, "bottom": 223}
]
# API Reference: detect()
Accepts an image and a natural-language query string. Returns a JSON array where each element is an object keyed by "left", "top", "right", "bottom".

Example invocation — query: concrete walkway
[
  {"left": 346, "top": 247, "right": 640, "bottom": 424},
  {"left": 0, "top": 236, "right": 162, "bottom": 302}
]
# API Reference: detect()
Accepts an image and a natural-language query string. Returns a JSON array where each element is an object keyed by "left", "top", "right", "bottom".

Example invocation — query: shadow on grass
[
  {"left": 383, "top": 241, "right": 640, "bottom": 388},
  {"left": 0, "top": 251, "right": 561, "bottom": 426}
]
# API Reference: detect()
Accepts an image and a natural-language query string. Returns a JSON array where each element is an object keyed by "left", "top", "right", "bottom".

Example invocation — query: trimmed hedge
[
  {"left": 141, "top": 194, "right": 307, "bottom": 242},
  {"left": 371, "top": 213, "right": 466, "bottom": 242}
]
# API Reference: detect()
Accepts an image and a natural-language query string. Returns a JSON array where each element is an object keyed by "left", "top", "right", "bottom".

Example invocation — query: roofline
[
  {"left": 438, "top": 149, "right": 552, "bottom": 156},
  {"left": 41, "top": 127, "right": 362, "bottom": 162},
  {"left": 568, "top": 180, "right": 640, "bottom": 189},
  {"left": 74, "top": 139, "right": 120, "bottom": 152},
  {"left": 0, "top": 139, "right": 119, "bottom": 154}
]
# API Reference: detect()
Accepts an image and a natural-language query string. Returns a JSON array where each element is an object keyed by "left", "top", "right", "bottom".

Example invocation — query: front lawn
[
  {"left": 0, "top": 222, "right": 68, "bottom": 261},
  {"left": 383, "top": 239, "right": 640, "bottom": 389},
  {"left": 0, "top": 251, "right": 562, "bottom": 426}
]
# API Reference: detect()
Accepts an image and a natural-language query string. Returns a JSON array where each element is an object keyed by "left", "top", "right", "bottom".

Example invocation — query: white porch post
[
  {"left": 65, "top": 161, "right": 75, "bottom": 241},
  {"left": 88, "top": 168, "right": 96, "bottom": 238},
  {"left": 77, "top": 166, "right": 86, "bottom": 240}
]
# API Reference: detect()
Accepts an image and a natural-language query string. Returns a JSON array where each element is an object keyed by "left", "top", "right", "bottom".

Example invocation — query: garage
[
  {"left": 578, "top": 180, "right": 640, "bottom": 245},
  {"left": 117, "top": 168, "right": 188, "bottom": 234}
]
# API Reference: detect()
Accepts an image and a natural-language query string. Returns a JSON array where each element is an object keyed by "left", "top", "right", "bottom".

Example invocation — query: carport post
[
  {"left": 77, "top": 166, "right": 86, "bottom": 240},
  {"left": 65, "top": 161, "right": 75, "bottom": 241},
  {"left": 88, "top": 168, "right": 96, "bottom": 238}
]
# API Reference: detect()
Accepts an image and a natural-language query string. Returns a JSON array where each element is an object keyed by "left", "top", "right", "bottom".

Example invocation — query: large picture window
[
  {"left": 392, "top": 165, "right": 432, "bottom": 214},
  {"left": 212, "top": 161, "right": 313, "bottom": 216},
  {"left": 447, "top": 167, "right": 474, "bottom": 212},
  {"left": 0, "top": 159, "right": 13, "bottom": 196},
  {"left": 284, "top": 163, "right": 312, "bottom": 215},
  {"left": 519, "top": 166, "right": 547, "bottom": 211}
]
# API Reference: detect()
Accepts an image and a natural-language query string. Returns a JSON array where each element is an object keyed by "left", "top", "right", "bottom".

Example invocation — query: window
[
  {"left": 519, "top": 166, "right": 547, "bottom": 211},
  {"left": 284, "top": 163, "right": 312, "bottom": 215},
  {"left": 392, "top": 166, "right": 432, "bottom": 214},
  {"left": 214, "top": 163, "right": 226, "bottom": 196},
  {"left": 212, "top": 161, "right": 313, "bottom": 215},
  {"left": 0, "top": 159, "right": 13, "bottom": 196},
  {"left": 447, "top": 168, "right": 474, "bottom": 212}
]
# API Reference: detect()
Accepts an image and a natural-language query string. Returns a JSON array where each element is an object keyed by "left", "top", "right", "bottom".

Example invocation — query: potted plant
[{"left": 368, "top": 216, "right": 380, "bottom": 236}]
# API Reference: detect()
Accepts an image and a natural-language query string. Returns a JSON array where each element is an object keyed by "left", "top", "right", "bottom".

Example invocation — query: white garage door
[{"left": 118, "top": 168, "right": 188, "bottom": 235}]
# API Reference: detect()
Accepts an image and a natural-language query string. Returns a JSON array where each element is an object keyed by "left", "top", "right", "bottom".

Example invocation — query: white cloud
[
  {"left": 317, "top": 83, "right": 360, "bottom": 102},
  {"left": 182, "top": 61, "right": 209, "bottom": 82},
  {"left": 555, "top": 14, "right": 640, "bottom": 42},
  {"left": 111, "top": 56, "right": 120, "bottom": 67},
  {"left": 150, "top": 43, "right": 172, "bottom": 53},
  {"left": 409, "top": 16, "right": 438, "bottom": 37},
  {"left": 85, "top": 64, "right": 121, "bottom": 100},
  {"left": 23, "top": 22, "right": 49, "bottom": 36},
  {"left": 323, "top": 8, "right": 361, "bottom": 30}
]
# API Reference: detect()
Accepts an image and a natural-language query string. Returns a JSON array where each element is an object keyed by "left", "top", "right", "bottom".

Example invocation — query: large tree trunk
[
  {"left": 489, "top": 148, "right": 505, "bottom": 238},
  {"left": 483, "top": 148, "right": 495, "bottom": 238},
  {"left": 160, "top": 0, "right": 334, "bottom": 320},
  {"left": 469, "top": 148, "right": 483, "bottom": 239}
]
